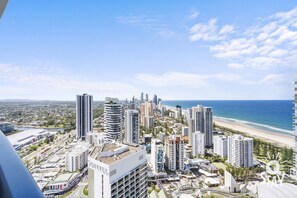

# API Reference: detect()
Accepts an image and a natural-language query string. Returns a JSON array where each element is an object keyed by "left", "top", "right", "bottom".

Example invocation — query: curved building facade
[{"left": 104, "top": 97, "right": 122, "bottom": 142}]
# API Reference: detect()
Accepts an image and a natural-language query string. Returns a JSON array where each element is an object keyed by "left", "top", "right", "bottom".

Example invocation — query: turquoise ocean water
[{"left": 163, "top": 100, "right": 294, "bottom": 136}]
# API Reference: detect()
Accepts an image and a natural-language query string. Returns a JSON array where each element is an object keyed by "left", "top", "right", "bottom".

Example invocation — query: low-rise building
[{"left": 65, "top": 143, "right": 88, "bottom": 172}]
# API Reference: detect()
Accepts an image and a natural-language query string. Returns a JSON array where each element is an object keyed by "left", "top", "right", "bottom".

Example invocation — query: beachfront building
[
  {"left": 192, "top": 131, "right": 205, "bottom": 157},
  {"left": 104, "top": 97, "right": 122, "bottom": 142},
  {"left": 65, "top": 143, "right": 88, "bottom": 172},
  {"left": 125, "top": 110, "right": 139, "bottom": 144},
  {"left": 227, "top": 135, "right": 254, "bottom": 167},
  {"left": 188, "top": 105, "right": 213, "bottom": 147},
  {"left": 175, "top": 105, "right": 182, "bottom": 119},
  {"left": 204, "top": 107, "right": 213, "bottom": 147},
  {"left": 76, "top": 94, "right": 93, "bottom": 140},
  {"left": 140, "top": 101, "right": 154, "bottom": 129},
  {"left": 165, "top": 135, "right": 185, "bottom": 171},
  {"left": 88, "top": 142, "right": 147, "bottom": 198},
  {"left": 213, "top": 135, "right": 228, "bottom": 158},
  {"left": 151, "top": 139, "right": 165, "bottom": 173}
]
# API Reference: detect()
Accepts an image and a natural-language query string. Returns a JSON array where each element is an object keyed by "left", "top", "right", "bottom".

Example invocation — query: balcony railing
[{"left": 0, "top": 131, "right": 44, "bottom": 198}]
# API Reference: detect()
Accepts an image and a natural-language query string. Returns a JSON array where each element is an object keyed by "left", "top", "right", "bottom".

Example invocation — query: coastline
[
  {"left": 214, "top": 117, "right": 294, "bottom": 148},
  {"left": 163, "top": 105, "right": 294, "bottom": 148}
]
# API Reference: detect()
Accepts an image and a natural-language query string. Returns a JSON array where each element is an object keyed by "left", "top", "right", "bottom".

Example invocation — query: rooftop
[
  {"left": 50, "top": 173, "right": 78, "bottom": 184},
  {"left": 89, "top": 142, "right": 144, "bottom": 165}
]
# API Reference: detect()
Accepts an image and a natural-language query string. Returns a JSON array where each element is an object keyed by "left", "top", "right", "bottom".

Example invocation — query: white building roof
[
  {"left": 258, "top": 183, "right": 297, "bottom": 198},
  {"left": 7, "top": 129, "right": 49, "bottom": 146}
]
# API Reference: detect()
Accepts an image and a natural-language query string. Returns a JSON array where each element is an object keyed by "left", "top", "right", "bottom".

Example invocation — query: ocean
[{"left": 163, "top": 100, "right": 294, "bottom": 136}]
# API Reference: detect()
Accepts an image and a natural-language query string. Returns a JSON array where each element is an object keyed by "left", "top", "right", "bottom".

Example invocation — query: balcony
[{"left": 0, "top": 131, "right": 44, "bottom": 198}]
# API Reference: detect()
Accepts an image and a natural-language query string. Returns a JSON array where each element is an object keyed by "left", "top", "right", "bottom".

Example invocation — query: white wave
[{"left": 214, "top": 116, "right": 293, "bottom": 135}]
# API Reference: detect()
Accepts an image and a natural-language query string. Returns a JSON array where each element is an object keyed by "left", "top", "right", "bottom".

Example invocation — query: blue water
[{"left": 163, "top": 100, "right": 294, "bottom": 136}]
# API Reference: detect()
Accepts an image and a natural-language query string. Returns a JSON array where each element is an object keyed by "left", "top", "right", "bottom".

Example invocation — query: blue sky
[{"left": 0, "top": 0, "right": 296, "bottom": 100}]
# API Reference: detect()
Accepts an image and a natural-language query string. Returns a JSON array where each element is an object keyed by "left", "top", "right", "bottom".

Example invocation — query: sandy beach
[{"left": 214, "top": 117, "right": 294, "bottom": 148}]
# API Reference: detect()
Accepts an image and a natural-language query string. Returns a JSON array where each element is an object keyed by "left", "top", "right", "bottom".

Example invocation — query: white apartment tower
[
  {"left": 227, "top": 135, "right": 254, "bottom": 167},
  {"left": 213, "top": 135, "right": 228, "bottom": 158},
  {"left": 165, "top": 135, "right": 185, "bottom": 171},
  {"left": 125, "top": 110, "right": 139, "bottom": 144},
  {"left": 104, "top": 97, "right": 122, "bottom": 142},
  {"left": 76, "top": 94, "right": 93, "bottom": 140},
  {"left": 192, "top": 131, "right": 205, "bottom": 157},
  {"left": 151, "top": 139, "right": 165, "bottom": 173},
  {"left": 88, "top": 143, "right": 147, "bottom": 198},
  {"left": 175, "top": 105, "right": 182, "bottom": 119},
  {"left": 65, "top": 144, "right": 88, "bottom": 172}
]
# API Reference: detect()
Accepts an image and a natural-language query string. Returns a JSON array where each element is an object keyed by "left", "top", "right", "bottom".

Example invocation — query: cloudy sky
[{"left": 0, "top": 0, "right": 296, "bottom": 100}]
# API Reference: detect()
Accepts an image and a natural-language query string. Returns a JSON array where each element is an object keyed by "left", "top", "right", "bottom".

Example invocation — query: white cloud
[
  {"left": 189, "top": 10, "right": 199, "bottom": 19},
  {"left": 189, "top": 18, "right": 235, "bottom": 41},
  {"left": 258, "top": 74, "right": 284, "bottom": 85},
  {"left": 0, "top": 64, "right": 137, "bottom": 99},
  {"left": 116, "top": 15, "right": 175, "bottom": 39},
  {"left": 196, "top": 6, "right": 297, "bottom": 70},
  {"left": 135, "top": 72, "right": 241, "bottom": 87}
]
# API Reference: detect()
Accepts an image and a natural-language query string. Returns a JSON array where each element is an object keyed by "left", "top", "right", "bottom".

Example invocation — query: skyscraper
[
  {"left": 88, "top": 142, "right": 148, "bottom": 198},
  {"left": 140, "top": 92, "right": 144, "bottom": 103},
  {"left": 203, "top": 107, "right": 213, "bottom": 147},
  {"left": 189, "top": 105, "right": 213, "bottom": 147},
  {"left": 76, "top": 94, "right": 93, "bottom": 140},
  {"left": 153, "top": 94, "right": 158, "bottom": 105},
  {"left": 227, "top": 135, "right": 253, "bottom": 167},
  {"left": 104, "top": 97, "right": 122, "bottom": 142},
  {"left": 175, "top": 105, "right": 182, "bottom": 119},
  {"left": 151, "top": 139, "right": 165, "bottom": 173},
  {"left": 125, "top": 110, "right": 139, "bottom": 144},
  {"left": 192, "top": 131, "right": 205, "bottom": 157},
  {"left": 165, "top": 135, "right": 185, "bottom": 171},
  {"left": 140, "top": 101, "right": 154, "bottom": 129},
  {"left": 145, "top": 93, "right": 149, "bottom": 102}
]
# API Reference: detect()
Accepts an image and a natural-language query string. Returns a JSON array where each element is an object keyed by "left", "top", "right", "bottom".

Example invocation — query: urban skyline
[{"left": 0, "top": 0, "right": 296, "bottom": 100}]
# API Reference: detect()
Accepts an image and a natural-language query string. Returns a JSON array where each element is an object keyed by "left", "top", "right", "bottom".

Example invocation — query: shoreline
[
  {"left": 163, "top": 105, "right": 294, "bottom": 148},
  {"left": 214, "top": 117, "right": 294, "bottom": 148}
]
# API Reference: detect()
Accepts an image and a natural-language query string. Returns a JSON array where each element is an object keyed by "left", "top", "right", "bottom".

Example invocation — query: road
[{"left": 67, "top": 177, "right": 88, "bottom": 198}]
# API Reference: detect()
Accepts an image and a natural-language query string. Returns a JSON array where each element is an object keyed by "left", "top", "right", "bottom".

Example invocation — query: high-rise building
[
  {"left": 125, "top": 110, "right": 139, "bottom": 144},
  {"left": 88, "top": 142, "right": 148, "bottom": 198},
  {"left": 140, "top": 92, "right": 144, "bottom": 103},
  {"left": 189, "top": 105, "right": 213, "bottom": 147},
  {"left": 175, "top": 105, "right": 182, "bottom": 119},
  {"left": 104, "top": 97, "right": 122, "bottom": 142},
  {"left": 76, "top": 94, "right": 93, "bottom": 140},
  {"left": 151, "top": 139, "right": 165, "bottom": 173},
  {"left": 145, "top": 94, "right": 149, "bottom": 102},
  {"left": 227, "top": 135, "right": 253, "bottom": 167},
  {"left": 65, "top": 143, "right": 88, "bottom": 172},
  {"left": 213, "top": 135, "right": 228, "bottom": 158},
  {"left": 153, "top": 94, "right": 158, "bottom": 105},
  {"left": 140, "top": 101, "right": 154, "bottom": 129},
  {"left": 203, "top": 107, "right": 213, "bottom": 147},
  {"left": 192, "top": 131, "right": 205, "bottom": 157},
  {"left": 188, "top": 119, "right": 194, "bottom": 146},
  {"left": 165, "top": 135, "right": 185, "bottom": 171}
]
